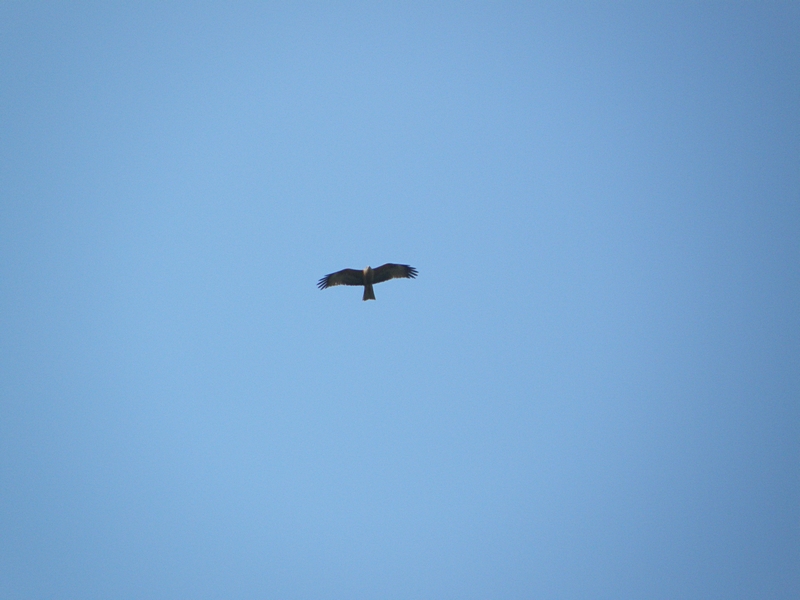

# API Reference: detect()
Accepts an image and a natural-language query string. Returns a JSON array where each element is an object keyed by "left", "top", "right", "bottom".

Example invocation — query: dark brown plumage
[{"left": 318, "top": 263, "right": 418, "bottom": 301}]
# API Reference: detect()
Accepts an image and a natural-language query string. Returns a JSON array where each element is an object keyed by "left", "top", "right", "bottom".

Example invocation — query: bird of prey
[{"left": 318, "top": 263, "right": 418, "bottom": 301}]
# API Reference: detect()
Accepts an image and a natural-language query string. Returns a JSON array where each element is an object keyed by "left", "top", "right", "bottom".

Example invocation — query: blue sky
[{"left": 1, "top": 3, "right": 798, "bottom": 598}]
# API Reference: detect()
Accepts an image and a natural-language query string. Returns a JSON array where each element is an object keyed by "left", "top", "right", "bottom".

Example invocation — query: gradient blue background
[{"left": 1, "top": 3, "right": 798, "bottom": 598}]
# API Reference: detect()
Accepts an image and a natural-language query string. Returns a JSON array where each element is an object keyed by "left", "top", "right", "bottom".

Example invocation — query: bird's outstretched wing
[
  {"left": 372, "top": 263, "right": 418, "bottom": 284},
  {"left": 318, "top": 268, "right": 364, "bottom": 289}
]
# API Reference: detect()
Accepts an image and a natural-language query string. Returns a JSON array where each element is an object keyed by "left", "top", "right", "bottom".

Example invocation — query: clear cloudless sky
[{"left": 1, "top": 3, "right": 798, "bottom": 599}]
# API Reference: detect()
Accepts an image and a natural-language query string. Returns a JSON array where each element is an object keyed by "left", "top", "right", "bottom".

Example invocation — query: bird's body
[
  {"left": 318, "top": 263, "right": 417, "bottom": 301},
  {"left": 362, "top": 266, "right": 376, "bottom": 301}
]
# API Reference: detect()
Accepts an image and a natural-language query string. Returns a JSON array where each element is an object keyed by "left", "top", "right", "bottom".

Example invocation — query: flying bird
[{"left": 318, "top": 263, "right": 418, "bottom": 301}]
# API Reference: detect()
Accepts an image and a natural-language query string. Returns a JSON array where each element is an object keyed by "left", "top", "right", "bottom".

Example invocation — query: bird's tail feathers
[{"left": 363, "top": 284, "right": 376, "bottom": 301}]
